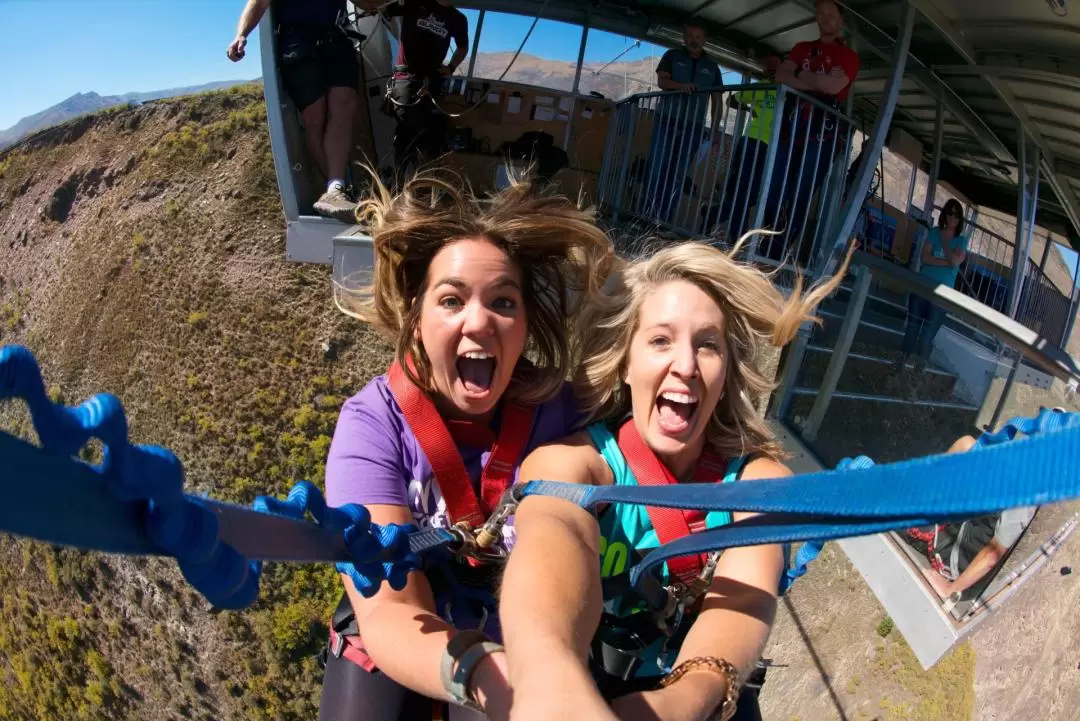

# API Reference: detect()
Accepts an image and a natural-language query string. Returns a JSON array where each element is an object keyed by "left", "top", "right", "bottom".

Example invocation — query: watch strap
[
  {"left": 439, "top": 630, "right": 489, "bottom": 709},
  {"left": 450, "top": 641, "right": 504, "bottom": 708}
]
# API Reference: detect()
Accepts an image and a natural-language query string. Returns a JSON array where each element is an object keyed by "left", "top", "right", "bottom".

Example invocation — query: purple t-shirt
[{"left": 325, "top": 374, "right": 579, "bottom": 548}]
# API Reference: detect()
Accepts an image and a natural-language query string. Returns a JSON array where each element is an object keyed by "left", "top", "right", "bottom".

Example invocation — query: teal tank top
[{"left": 586, "top": 422, "right": 746, "bottom": 617}]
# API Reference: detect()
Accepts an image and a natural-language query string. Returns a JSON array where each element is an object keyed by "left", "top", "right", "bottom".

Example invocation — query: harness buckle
[
  {"left": 475, "top": 495, "right": 518, "bottom": 550},
  {"left": 447, "top": 522, "right": 508, "bottom": 565},
  {"left": 329, "top": 629, "right": 345, "bottom": 659}
]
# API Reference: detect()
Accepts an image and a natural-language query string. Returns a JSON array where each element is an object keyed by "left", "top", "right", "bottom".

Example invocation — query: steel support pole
[
  {"left": 1063, "top": 250, "right": 1080, "bottom": 347},
  {"left": 1021, "top": 149, "right": 1042, "bottom": 285},
  {"left": 1008, "top": 128, "right": 1030, "bottom": 319},
  {"left": 987, "top": 352, "right": 1022, "bottom": 432},
  {"left": 770, "top": 322, "right": 812, "bottom": 421},
  {"left": 802, "top": 265, "right": 871, "bottom": 442},
  {"left": 571, "top": 25, "right": 588, "bottom": 94},
  {"left": 466, "top": 10, "right": 485, "bottom": 80},
  {"left": 913, "top": 98, "right": 945, "bottom": 273},
  {"left": 259, "top": 8, "right": 300, "bottom": 220},
  {"left": 564, "top": 26, "right": 590, "bottom": 153},
  {"left": 825, "top": 2, "right": 915, "bottom": 276}
]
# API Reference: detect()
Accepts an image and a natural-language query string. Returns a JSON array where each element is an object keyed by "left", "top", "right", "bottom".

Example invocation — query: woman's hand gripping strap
[{"left": 253, "top": 480, "right": 422, "bottom": 599}]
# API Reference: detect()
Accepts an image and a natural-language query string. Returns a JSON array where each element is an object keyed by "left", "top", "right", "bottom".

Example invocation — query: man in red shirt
[
  {"left": 759, "top": 0, "right": 860, "bottom": 259},
  {"left": 774, "top": 0, "right": 859, "bottom": 105}
]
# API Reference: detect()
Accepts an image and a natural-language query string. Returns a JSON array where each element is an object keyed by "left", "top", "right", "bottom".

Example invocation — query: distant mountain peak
[{"left": 0, "top": 79, "right": 257, "bottom": 150}]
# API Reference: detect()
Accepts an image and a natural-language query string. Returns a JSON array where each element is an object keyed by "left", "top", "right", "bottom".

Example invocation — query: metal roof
[{"left": 463, "top": 0, "right": 1080, "bottom": 247}]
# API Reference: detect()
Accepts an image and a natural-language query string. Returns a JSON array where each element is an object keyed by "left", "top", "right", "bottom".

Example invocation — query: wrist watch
[
  {"left": 793, "top": 65, "right": 803, "bottom": 79},
  {"left": 439, "top": 631, "right": 503, "bottom": 711}
]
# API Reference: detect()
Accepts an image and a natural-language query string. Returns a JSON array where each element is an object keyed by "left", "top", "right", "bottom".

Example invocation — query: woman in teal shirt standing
[{"left": 899, "top": 198, "right": 968, "bottom": 370}]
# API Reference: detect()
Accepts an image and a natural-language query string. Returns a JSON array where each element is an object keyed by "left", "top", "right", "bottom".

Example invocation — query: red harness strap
[
  {"left": 616, "top": 420, "right": 731, "bottom": 585},
  {"left": 386, "top": 361, "right": 535, "bottom": 527}
]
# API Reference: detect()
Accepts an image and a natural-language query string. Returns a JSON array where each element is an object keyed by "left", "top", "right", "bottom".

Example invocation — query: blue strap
[
  {"left": 517, "top": 412, "right": 1080, "bottom": 591},
  {"left": 5, "top": 340, "right": 1080, "bottom": 609},
  {"left": 776, "top": 407, "right": 1076, "bottom": 594},
  {"left": 778, "top": 454, "right": 875, "bottom": 594},
  {"left": 0, "top": 344, "right": 425, "bottom": 608}
]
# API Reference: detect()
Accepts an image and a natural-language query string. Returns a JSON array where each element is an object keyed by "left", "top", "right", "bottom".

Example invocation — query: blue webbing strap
[
  {"left": 517, "top": 411, "right": 1080, "bottom": 590},
  {"left": 4, "top": 340, "right": 1080, "bottom": 608},
  {"left": 0, "top": 344, "right": 428, "bottom": 607},
  {"left": 776, "top": 407, "right": 1078, "bottom": 594}
]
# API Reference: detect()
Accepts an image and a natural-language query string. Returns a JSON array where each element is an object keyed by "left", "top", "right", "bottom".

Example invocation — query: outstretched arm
[
  {"left": 227, "top": 0, "right": 270, "bottom": 62},
  {"left": 610, "top": 458, "right": 788, "bottom": 721},
  {"left": 342, "top": 503, "right": 512, "bottom": 717},
  {"left": 499, "top": 436, "right": 618, "bottom": 720}
]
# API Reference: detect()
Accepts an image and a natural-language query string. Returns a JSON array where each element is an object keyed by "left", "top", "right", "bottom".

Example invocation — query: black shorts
[{"left": 278, "top": 26, "right": 359, "bottom": 112}]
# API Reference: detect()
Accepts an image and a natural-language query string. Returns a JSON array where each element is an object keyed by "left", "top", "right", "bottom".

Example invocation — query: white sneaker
[{"left": 313, "top": 186, "right": 358, "bottom": 223}]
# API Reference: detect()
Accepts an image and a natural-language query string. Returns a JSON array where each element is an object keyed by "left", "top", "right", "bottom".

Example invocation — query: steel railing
[{"left": 596, "top": 83, "right": 856, "bottom": 281}]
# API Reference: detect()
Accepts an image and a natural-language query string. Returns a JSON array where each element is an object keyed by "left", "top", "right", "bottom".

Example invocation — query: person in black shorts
[
  {"left": 360, "top": 0, "right": 468, "bottom": 179},
  {"left": 227, "top": 0, "right": 360, "bottom": 222}
]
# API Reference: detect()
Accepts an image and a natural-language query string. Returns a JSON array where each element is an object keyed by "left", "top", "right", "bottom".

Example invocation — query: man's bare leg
[
  {"left": 324, "top": 86, "right": 359, "bottom": 183},
  {"left": 300, "top": 97, "right": 329, "bottom": 181},
  {"left": 312, "top": 87, "right": 360, "bottom": 222}
]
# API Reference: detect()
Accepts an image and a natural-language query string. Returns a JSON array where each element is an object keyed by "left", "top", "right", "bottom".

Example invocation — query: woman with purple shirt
[{"left": 318, "top": 170, "right": 614, "bottom": 721}]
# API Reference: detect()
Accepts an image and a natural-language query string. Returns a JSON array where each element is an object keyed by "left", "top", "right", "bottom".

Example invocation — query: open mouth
[
  {"left": 457, "top": 351, "right": 497, "bottom": 395},
  {"left": 656, "top": 390, "right": 699, "bottom": 435}
]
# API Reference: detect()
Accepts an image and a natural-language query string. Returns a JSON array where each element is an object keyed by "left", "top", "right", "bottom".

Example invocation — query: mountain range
[
  {"left": 0, "top": 79, "right": 258, "bottom": 149},
  {"left": 0, "top": 51, "right": 669, "bottom": 151}
]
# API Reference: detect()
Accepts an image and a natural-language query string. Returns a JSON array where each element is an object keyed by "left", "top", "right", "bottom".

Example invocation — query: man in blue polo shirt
[{"left": 645, "top": 21, "right": 723, "bottom": 225}]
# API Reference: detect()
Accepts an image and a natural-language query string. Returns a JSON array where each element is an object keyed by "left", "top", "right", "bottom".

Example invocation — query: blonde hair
[
  {"left": 574, "top": 237, "right": 849, "bottom": 461},
  {"left": 335, "top": 168, "right": 616, "bottom": 405}
]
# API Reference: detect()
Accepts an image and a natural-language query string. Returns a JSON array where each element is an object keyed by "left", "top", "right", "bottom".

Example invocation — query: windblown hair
[
  {"left": 335, "top": 168, "right": 617, "bottom": 405},
  {"left": 574, "top": 236, "right": 850, "bottom": 461}
]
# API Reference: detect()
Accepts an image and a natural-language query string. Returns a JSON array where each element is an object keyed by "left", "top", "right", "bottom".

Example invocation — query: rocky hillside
[{"left": 0, "top": 83, "right": 390, "bottom": 721}]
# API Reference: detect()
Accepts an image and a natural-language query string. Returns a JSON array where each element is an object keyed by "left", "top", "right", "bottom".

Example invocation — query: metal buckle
[{"left": 329, "top": 629, "right": 345, "bottom": 659}]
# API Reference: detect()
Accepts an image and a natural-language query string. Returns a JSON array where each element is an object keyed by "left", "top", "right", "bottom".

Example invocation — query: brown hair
[
  {"left": 574, "top": 236, "right": 850, "bottom": 461},
  {"left": 335, "top": 168, "right": 617, "bottom": 405},
  {"left": 938, "top": 198, "right": 965, "bottom": 231}
]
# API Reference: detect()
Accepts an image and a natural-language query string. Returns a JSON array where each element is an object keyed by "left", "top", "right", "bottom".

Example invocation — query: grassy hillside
[{"left": 0, "top": 83, "right": 394, "bottom": 721}]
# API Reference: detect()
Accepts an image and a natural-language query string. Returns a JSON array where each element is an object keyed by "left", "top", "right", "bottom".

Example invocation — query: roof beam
[
  {"left": 721, "top": 0, "right": 791, "bottom": 29},
  {"left": 976, "top": 110, "right": 1080, "bottom": 139},
  {"left": 955, "top": 19, "right": 1080, "bottom": 38},
  {"left": 907, "top": 0, "right": 1080, "bottom": 237},
  {"left": 754, "top": 15, "right": 814, "bottom": 42},
  {"left": 933, "top": 65, "right": 1080, "bottom": 92},
  {"left": 687, "top": 0, "right": 724, "bottom": 18}
]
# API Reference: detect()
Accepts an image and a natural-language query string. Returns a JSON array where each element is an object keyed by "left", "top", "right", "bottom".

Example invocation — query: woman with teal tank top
[
  {"left": 898, "top": 198, "right": 969, "bottom": 372},
  {"left": 500, "top": 241, "right": 848, "bottom": 721}
]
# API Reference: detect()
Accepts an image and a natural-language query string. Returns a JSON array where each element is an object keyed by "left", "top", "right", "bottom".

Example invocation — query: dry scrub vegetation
[{"left": 0, "top": 83, "right": 394, "bottom": 720}]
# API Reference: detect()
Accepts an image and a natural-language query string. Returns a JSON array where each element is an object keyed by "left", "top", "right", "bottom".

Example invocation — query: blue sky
[
  {"left": 0, "top": 1, "right": 734, "bottom": 131},
  {"left": 0, "top": 1, "right": 262, "bottom": 129}
]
